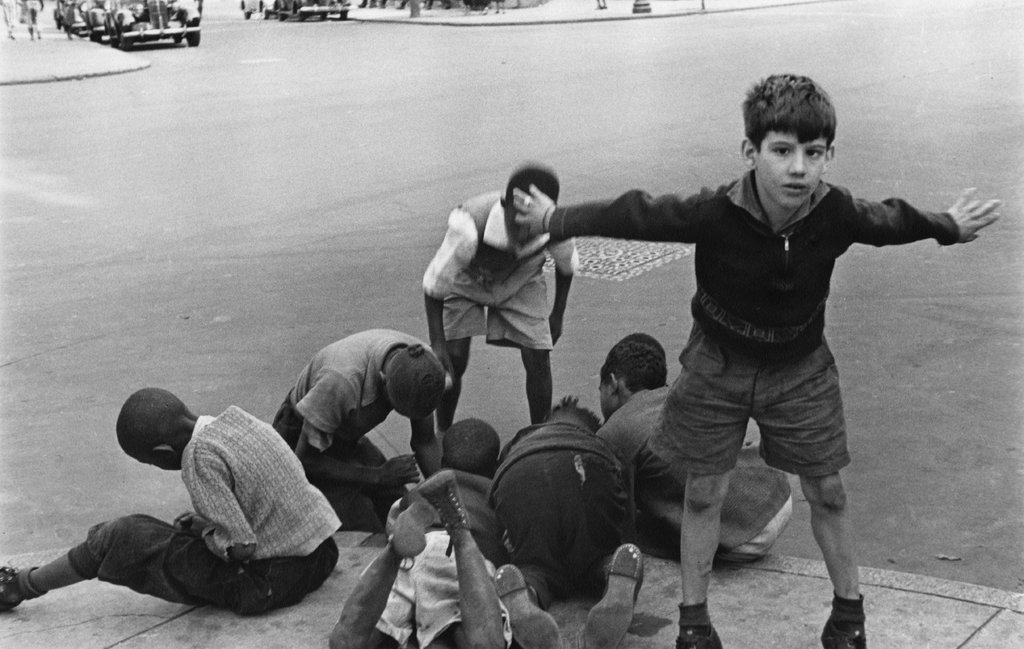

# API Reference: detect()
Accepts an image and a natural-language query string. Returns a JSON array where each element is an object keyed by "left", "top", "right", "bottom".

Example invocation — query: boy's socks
[
  {"left": 829, "top": 593, "right": 865, "bottom": 625},
  {"left": 679, "top": 601, "right": 711, "bottom": 627},
  {"left": 19, "top": 568, "right": 47, "bottom": 598}
]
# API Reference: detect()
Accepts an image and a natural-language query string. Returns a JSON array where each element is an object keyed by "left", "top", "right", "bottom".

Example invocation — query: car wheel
[
  {"left": 185, "top": 31, "right": 200, "bottom": 47},
  {"left": 119, "top": 35, "right": 134, "bottom": 51},
  {"left": 244, "top": 9, "right": 251, "bottom": 18}
]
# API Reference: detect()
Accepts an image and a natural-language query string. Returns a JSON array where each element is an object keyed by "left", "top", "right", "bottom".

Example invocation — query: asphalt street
[{"left": 1, "top": 0, "right": 1022, "bottom": 597}]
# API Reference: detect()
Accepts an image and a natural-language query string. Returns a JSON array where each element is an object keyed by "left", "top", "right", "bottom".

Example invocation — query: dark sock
[
  {"left": 830, "top": 593, "right": 865, "bottom": 627},
  {"left": 18, "top": 568, "right": 47, "bottom": 599},
  {"left": 679, "top": 601, "right": 711, "bottom": 629}
]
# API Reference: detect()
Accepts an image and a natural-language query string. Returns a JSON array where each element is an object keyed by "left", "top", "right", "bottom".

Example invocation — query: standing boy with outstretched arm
[{"left": 513, "top": 74, "right": 1001, "bottom": 649}]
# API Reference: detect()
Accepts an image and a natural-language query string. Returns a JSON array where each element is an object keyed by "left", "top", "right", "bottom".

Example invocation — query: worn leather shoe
[
  {"left": 676, "top": 625, "right": 723, "bottom": 649},
  {"left": 821, "top": 618, "right": 867, "bottom": 649},
  {"left": 582, "top": 543, "right": 644, "bottom": 649},
  {"left": 495, "top": 564, "right": 561, "bottom": 649}
]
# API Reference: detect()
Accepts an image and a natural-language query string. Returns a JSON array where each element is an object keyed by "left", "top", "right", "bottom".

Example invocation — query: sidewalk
[
  {"left": 2, "top": 531, "right": 1022, "bottom": 648},
  {"left": 0, "top": 0, "right": 835, "bottom": 85}
]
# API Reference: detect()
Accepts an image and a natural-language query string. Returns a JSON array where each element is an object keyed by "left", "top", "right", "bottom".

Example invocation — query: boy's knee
[
  {"left": 520, "top": 348, "right": 551, "bottom": 374},
  {"left": 802, "top": 473, "right": 847, "bottom": 511},
  {"left": 684, "top": 474, "right": 729, "bottom": 514}
]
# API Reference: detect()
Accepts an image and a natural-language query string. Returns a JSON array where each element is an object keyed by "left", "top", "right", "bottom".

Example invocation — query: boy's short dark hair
[
  {"left": 505, "top": 163, "right": 560, "bottom": 208},
  {"left": 442, "top": 418, "right": 501, "bottom": 478},
  {"left": 600, "top": 332, "right": 667, "bottom": 392},
  {"left": 385, "top": 344, "right": 446, "bottom": 419},
  {"left": 116, "top": 388, "right": 189, "bottom": 459},
  {"left": 743, "top": 74, "right": 837, "bottom": 148},
  {"left": 550, "top": 395, "right": 602, "bottom": 433}
]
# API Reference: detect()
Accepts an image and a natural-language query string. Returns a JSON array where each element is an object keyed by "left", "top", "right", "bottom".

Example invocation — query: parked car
[
  {"left": 83, "top": 0, "right": 110, "bottom": 42},
  {"left": 240, "top": 0, "right": 266, "bottom": 19},
  {"left": 107, "top": 0, "right": 201, "bottom": 50},
  {"left": 273, "top": 0, "right": 349, "bottom": 21}
]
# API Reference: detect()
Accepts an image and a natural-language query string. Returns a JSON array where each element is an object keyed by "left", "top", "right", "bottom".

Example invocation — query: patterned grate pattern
[{"left": 545, "top": 237, "right": 693, "bottom": 281}]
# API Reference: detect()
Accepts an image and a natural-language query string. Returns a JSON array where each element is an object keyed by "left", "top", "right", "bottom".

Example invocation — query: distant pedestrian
[
  {"left": 1, "top": 0, "right": 16, "bottom": 39},
  {"left": 23, "top": 0, "right": 41, "bottom": 40},
  {"left": 514, "top": 74, "right": 1002, "bottom": 649}
]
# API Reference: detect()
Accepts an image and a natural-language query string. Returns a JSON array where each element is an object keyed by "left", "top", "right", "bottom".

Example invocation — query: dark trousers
[
  {"left": 273, "top": 395, "right": 406, "bottom": 533},
  {"left": 491, "top": 449, "right": 627, "bottom": 609},
  {"left": 66, "top": 514, "right": 338, "bottom": 615}
]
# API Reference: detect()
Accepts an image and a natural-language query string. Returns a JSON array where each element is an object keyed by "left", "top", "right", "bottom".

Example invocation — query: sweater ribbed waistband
[{"left": 695, "top": 285, "right": 827, "bottom": 345}]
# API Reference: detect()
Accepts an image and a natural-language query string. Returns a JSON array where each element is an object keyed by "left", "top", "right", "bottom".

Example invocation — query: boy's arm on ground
[
  {"left": 409, "top": 415, "right": 442, "bottom": 478},
  {"left": 515, "top": 185, "right": 715, "bottom": 242}
]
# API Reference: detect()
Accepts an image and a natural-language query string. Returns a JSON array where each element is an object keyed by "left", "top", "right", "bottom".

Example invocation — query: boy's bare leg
[
  {"left": 679, "top": 471, "right": 731, "bottom": 604},
  {"left": 677, "top": 471, "right": 730, "bottom": 648},
  {"left": 448, "top": 528, "right": 506, "bottom": 649},
  {"left": 800, "top": 472, "right": 860, "bottom": 598},
  {"left": 520, "top": 348, "right": 552, "bottom": 424}
]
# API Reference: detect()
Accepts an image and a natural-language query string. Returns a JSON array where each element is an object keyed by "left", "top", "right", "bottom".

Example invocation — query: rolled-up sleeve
[{"left": 423, "top": 207, "right": 479, "bottom": 298}]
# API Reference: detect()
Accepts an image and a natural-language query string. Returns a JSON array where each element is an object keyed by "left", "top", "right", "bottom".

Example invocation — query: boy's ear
[
  {"left": 149, "top": 443, "right": 179, "bottom": 466},
  {"left": 741, "top": 139, "right": 757, "bottom": 167},
  {"left": 152, "top": 443, "right": 176, "bottom": 456},
  {"left": 824, "top": 143, "right": 836, "bottom": 171}
]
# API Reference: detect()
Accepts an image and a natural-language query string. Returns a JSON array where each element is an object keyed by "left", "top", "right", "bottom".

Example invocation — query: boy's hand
[
  {"left": 549, "top": 312, "right": 564, "bottom": 344},
  {"left": 512, "top": 185, "right": 556, "bottom": 237},
  {"left": 174, "top": 511, "right": 212, "bottom": 534},
  {"left": 948, "top": 188, "right": 1002, "bottom": 242},
  {"left": 380, "top": 455, "right": 420, "bottom": 486},
  {"left": 226, "top": 543, "right": 256, "bottom": 562}
]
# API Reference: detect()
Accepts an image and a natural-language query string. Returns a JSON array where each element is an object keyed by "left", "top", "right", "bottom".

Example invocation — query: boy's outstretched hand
[
  {"left": 513, "top": 185, "right": 556, "bottom": 238},
  {"left": 949, "top": 188, "right": 1002, "bottom": 242}
]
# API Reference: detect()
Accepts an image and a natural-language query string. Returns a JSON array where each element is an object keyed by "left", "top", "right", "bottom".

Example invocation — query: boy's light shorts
[
  {"left": 651, "top": 323, "right": 850, "bottom": 477},
  {"left": 376, "top": 531, "right": 513, "bottom": 648},
  {"left": 443, "top": 262, "right": 552, "bottom": 351}
]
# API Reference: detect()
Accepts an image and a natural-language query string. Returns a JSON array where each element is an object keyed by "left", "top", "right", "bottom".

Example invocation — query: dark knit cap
[{"left": 385, "top": 344, "right": 446, "bottom": 419}]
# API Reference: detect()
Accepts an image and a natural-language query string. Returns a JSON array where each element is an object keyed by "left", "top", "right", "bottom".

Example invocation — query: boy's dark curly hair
[
  {"left": 550, "top": 395, "right": 602, "bottom": 433},
  {"left": 743, "top": 74, "right": 836, "bottom": 148},
  {"left": 600, "top": 332, "right": 667, "bottom": 392}
]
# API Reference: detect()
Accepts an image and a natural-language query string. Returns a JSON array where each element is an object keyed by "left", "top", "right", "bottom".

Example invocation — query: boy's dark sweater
[{"left": 549, "top": 175, "right": 960, "bottom": 362}]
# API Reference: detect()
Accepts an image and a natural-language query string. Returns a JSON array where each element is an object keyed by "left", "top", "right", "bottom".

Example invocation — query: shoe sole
[
  {"left": 390, "top": 500, "right": 435, "bottom": 559},
  {"left": 495, "top": 566, "right": 561, "bottom": 649},
  {"left": 582, "top": 545, "right": 643, "bottom": 649}
]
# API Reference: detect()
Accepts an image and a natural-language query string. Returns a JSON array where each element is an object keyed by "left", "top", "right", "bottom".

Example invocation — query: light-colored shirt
[
  {"left": 182, "top": 406, "right": 341, "bottom": 561},
  {"left": 290, "top": 329, "right": 427, "bottom": 452},
  {"left": 423, "top": 197, "right": 578, "bottom": 298}
]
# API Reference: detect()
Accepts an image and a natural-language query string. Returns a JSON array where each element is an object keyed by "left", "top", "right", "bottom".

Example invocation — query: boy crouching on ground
[{"left": 1, "top": 387, "right": 341, "bottom": 616}]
